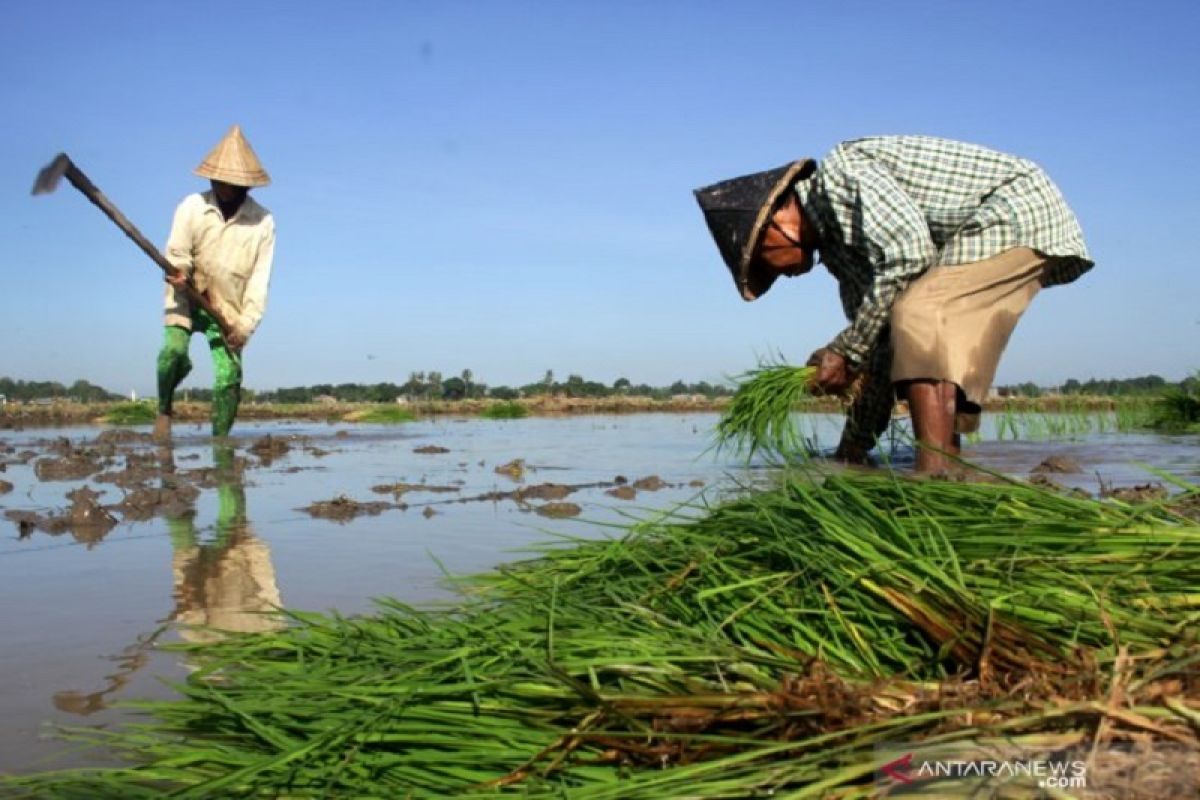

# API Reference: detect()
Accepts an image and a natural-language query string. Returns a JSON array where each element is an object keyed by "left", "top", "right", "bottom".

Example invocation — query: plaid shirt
[{"left": 793, "top": 136, "right": 1092, "bottom": 451}]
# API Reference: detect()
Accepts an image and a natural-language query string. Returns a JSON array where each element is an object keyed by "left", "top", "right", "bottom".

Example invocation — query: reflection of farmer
[
  {"left": 696, "top": 136, "right": 1093, "bottom": 472},
  {"left": 168, "top": 445, "right": 281, "bottom": 642},
  {"left": 155, "top": 125, "right": 276, "bottom": 442}
]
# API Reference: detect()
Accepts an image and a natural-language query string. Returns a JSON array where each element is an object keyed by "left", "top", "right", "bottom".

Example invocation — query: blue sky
[{"left": 3, "top": 0, "right": 1197, "bottom": 395}]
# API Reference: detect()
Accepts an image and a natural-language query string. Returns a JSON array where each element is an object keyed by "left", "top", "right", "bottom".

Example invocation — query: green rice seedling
[
  {"left": 6, "top": 468, "right": 1199, "bottom": 797},
  {"left": 103, "top": 400, "right": 157, "bottom": 425},
  {"left": 344, "top": 405, "right": 417, "bottom": 424},
  {"left": 480, "top": 401, "right": 529, "bottom": 420},
  {"left": 714, "top": 363, "right": 818, "bottom": 461},
  {"left": 1115, "top": 396, "right": 1153, "bottom": 432}
]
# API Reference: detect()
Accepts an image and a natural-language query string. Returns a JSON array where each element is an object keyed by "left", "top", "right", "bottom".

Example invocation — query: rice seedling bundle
[
  {"left": 714, "top": 364, "right": 818, "bottom": 460},
  {"left": 6, "top": 472, "right": 1199, "bottom": 798}
]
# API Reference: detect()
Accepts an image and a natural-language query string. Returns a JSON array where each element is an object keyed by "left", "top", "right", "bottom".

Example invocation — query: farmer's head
[
  {"left": 210, "top": 180, "right": 248, "bottom": 206},
  {"left": 693, "top": 159, "right": 816, "bottom": 301}
]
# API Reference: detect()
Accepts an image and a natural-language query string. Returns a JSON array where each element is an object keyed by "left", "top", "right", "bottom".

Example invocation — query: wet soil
[
  {"left": 534, "top": 502, "right": 582, "bottom": 518},
  {"left": 300, "top": 495, "right": 396, "bottom": 522},
  {"left": 248, "top": 434, "right": 292, "bottom": 465},
  {"left": 1030, "top": 454, "right": 1082, "bottom": 474},
  {"left": 370, "top": 482, "right": 460, "bottom": 498}
]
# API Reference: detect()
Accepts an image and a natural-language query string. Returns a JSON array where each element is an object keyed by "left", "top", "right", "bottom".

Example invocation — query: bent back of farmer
[{"left": 156, "top": 125, "right": 276, "bottom": 442}]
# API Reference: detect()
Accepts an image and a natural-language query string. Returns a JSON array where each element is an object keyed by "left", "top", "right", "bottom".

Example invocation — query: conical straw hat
[
  {"left": 194, "top": 125, "right": 271, "bottom": 187},
  {"left": 694, "top": 159, "right": 814, "bottom": 301}
]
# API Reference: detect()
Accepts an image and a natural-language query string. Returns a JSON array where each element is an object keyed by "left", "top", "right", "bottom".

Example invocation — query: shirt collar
[{"left": 792, "top": 172, "right": 829, "bottom": 264}]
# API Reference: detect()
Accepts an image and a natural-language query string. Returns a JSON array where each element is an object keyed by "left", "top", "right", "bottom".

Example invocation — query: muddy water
[{"left": 0, "top": 413, "right": 1196, "bottom": 774}]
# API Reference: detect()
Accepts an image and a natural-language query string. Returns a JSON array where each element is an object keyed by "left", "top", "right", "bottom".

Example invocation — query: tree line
[
  {"left": 4, "top": 372, "right": 1195, "bottom": 405},
  {"left": 256, "top": 370, "right": 736, "bottom": 403},
  {"left": 0, "top": 377, "right": 121, "bottom": 403},
  {"left": 996, "top": 374, "right": 1199, "bottom": 399}
]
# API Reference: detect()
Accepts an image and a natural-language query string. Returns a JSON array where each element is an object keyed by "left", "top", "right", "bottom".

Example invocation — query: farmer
[
  {"left": 695, "top": 136, "right": 1092, "bottom": 472},
  {"left": 155, "top": 125, "right": 276, "bottom": 441}
]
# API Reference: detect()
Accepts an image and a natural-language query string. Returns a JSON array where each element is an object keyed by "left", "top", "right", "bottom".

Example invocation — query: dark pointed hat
[{"left": 693, "top": 159, "right": 814, "bottom": 301}]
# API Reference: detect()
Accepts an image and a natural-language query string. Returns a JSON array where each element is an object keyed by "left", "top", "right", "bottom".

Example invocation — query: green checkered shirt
[{"left": 793, "top": 136, "right": 1093, "bottom": 452}]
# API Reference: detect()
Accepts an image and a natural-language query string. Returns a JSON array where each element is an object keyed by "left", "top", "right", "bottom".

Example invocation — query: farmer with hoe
[
  {"left": 155, "top": 125, "right": 276, "bottom": 442},
  {"left": 695, "top": 136, "right": 1092, "bottom": 472}
]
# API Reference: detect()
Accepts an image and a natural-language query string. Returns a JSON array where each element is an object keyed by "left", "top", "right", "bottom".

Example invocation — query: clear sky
[{"left": 3, "top": 0, "right": 1197, "bottom": 396}]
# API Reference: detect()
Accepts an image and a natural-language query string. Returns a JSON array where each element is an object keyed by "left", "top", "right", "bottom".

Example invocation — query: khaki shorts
[{"left": 890, "top": 247, "right": 1047, "bottom": 433}]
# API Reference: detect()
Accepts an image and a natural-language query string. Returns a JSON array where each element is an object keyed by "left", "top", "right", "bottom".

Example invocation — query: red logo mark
[{"left": 881, "top": 752, "right": 914, "bottom": 784}]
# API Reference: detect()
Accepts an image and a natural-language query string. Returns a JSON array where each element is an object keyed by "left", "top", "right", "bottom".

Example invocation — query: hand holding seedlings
[{"left": 806, "top": 347, "right": 854, "bottom": 395}]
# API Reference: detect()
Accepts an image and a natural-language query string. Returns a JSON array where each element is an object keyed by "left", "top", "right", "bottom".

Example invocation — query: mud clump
[
  {"left": 370, "top": 483, "right": 459, "bottom": 498},
  {"left": 66, "top": 487, "right": 118, "bottom": 542},
  {"left": 301, "top": 495, "right": 393, "bottom": 522},
  {"left": 414, "top": 445, "right": 450, "bottom": 455},
  {"left": 514, "top": 483, "right": 573, "bottom": 502},
  {"left": 249, "top": 435, "right": 291, "bottom": 465},
  {"left": 35, "top": 454, "right": 104, "bottom": 482},
  {"left": 1102, "top": 483, "right": 1168, "bottom": 504},
  {"left": 1027, "top": 474, "right": 1090, "bottom": 499},
  {"left": 494, "top": 459, "right": 525, "bottom": 480},
  {"left": 605, "top": 486, "right": 637, "bottom": 501},
  {"left": 422, "top": 506, "right": 437, "bottom": 519},
  {"left": 1031, "top": 455, "right": 1082, "bottom": 474},
  {"left": 6, "top": 509, "right": 71, "bottom": 538},
  {"left": 632, "top": 475, "right": 668, "bottom": 492},
  {"left": 113, "top": 484, "right": 200, "bottom": 522},
  {"left": 534, "top": 502, "right": 581, "bottom": 518},
  {"left": 4, "top": 489, "right": 118, "bottom": 546},
  {"left": 96, "top": 429, "right": 152, "bottom": 446},
  {"left": 0, "top": 479, "right": 12, "bottom": 495}
]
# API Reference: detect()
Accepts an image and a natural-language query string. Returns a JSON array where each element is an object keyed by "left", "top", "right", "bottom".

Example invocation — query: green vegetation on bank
[
  {"left": 480, "top": 401, "right": 529, "bottom": 419},
  {"left": 5, "top": 469, "right": 1198, "bottom": 797},
  {"left": 1151, "top": 378, "right": 1200, "bottom": 432},
  {"left": 102, "top": 401, "right": 157, "bottom": 425},
  {"left": 342, "top": 405, "right": 417, "bottom": 424}
]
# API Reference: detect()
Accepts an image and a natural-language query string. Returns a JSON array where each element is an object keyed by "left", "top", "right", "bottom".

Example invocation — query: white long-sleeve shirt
[{"left": 163, "top": 191, "right": 276, "bottom": 340}]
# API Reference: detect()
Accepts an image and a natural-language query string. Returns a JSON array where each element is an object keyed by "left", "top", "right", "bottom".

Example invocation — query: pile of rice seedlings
[
  {"left": 102, "top": 400, "right": 157, "bottom": 425},
  {"left": 714, "top": 363, "right": 818, "bottom": 460},
  {"left": 6, "top": 469, "right": 1199, "bottom": 798},
  {"left": 481, "top": 400, "right": 530, "bottom": 420}
]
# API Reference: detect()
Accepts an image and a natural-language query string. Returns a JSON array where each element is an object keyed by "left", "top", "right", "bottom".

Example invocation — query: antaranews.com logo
[{"left": 874, "top": 740, "right": 1198, "bottom": 798}]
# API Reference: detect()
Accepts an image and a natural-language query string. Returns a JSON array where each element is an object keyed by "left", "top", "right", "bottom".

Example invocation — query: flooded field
[{"left": 1, "top": 412, "right": 1197, "bottom": 774}]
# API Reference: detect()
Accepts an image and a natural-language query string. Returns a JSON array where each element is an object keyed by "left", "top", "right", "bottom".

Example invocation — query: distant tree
[
  {"left": 489, "top": 385, "right": 519, "bottom": 400},
  {"left": 442, "top": 377, "right": 466, "bottom": 400},
  {"left": 613, "top": 377, "right": 631, "bottom": 394}
]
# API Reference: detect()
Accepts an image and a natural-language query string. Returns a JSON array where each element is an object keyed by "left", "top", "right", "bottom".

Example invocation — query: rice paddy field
[{"left": 1, "top": 410, "right": 1198, "bottom": 797}]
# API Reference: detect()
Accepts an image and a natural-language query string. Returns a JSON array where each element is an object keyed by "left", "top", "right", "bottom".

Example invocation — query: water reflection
[
  {"left": 52, "top": 444, "right": 282, "bottom": 715},
  {"left": 167, "top": 444, "right": 283, "bottom": 643}
]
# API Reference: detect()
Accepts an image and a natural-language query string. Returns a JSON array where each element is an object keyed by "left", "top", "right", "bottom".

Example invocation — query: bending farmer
[
  {"left": 695, "top": 136, "right": 1092, "bottom": 472},
  {"left": 156, "top": 125, "right": 276, "bottom": 441}
]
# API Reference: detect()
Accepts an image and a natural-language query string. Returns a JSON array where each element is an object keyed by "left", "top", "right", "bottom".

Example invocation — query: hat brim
[
  {"left": 734, "top": 160, "right": 813, "bottom": 298},
  {"left": 740, "top": 260, "right": 782, "bottom": 301}
]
